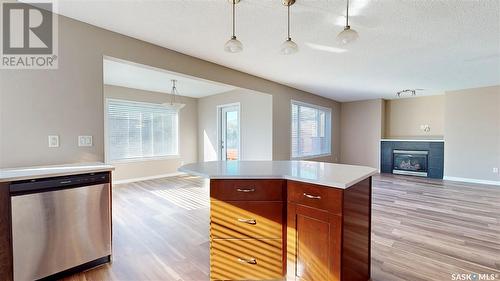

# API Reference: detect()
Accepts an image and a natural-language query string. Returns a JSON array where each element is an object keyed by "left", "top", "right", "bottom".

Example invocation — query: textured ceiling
[
  {"left": 55, "top": 0, "right": 499, "bottom": 101},
  {"left": 103, "top": 58, "right": 236, "bottom": 98}
]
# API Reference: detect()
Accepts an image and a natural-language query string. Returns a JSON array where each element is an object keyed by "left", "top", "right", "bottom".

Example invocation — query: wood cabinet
[
  {"left": 209, "top": 178, "right": 371, "bottom": 281},
  {"left": 210, "top": 179, "right": 286, "bottom": 281}
]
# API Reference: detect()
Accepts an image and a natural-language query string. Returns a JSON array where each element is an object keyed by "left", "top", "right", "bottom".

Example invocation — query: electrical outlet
[
  {"left": 493, "top": 167, "right": 499, "bottom": 174},
  {"left": 48, "top": 135, "right": 59, "bottom": 148},
  {"left": 78, "top": 136, "right": 93, "bottom": 147}
]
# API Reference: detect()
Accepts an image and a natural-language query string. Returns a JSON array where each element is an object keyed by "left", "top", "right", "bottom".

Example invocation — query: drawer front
[
  {"left": 211, "top": 239, "right": 283, "bottom": 281},
  {"left": 211, "top": 201, "right": 283, "bottom": 239},
  {"left": 210, "top": 179, "right": 284, "bottom": 201},
  {"left": 287, "top": 181, "right": 342, "bottom": 214}
]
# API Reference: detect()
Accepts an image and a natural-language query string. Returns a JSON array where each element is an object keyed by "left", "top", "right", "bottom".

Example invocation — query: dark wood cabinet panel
[
  {"left": 287, "top": 203, "right": 341, "bottom": 281},
  {"left": 287, "top": 181, "right": 343, "bottom": 215},
  {"left": 210, "top": 179, "right": 285, "bottom": 201},
  {"left": 0, "top": 182, "right": 13, "bottom": 281}
]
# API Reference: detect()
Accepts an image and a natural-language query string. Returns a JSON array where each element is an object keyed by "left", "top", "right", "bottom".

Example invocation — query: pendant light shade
[
  {"left": 281, "top": 2, "right": 298, "bottom": 55},
  {"left": 224, "top": 36, "right": 243, "bottom": 53},
  {"left": 281, "top": 38, "right": 298, "bottom": 55},
  {"left": 225, "top": 0, "right": 243, "bottom": 53},
  {"left": 337, "top": 0, "right": 358, "bottom": 45},
  {"left": 337, "top": 26, "right": 359, "bottom": 45}
]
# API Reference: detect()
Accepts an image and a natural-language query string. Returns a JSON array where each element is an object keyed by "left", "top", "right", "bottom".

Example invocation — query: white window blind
[
  {"left": 106, "top": 99, "right": 179, "bottom": 161},
  {"left": 291, "top": 100, "right": 332, "bottom": 159}
]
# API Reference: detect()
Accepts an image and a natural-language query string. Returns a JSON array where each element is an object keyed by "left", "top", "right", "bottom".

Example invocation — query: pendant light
[
  {"left": 224, "top": 0, "right": 243, "bottom": 53},
  {"left": 162, "top": 79, "right": 185, "bottom": 110},
  {"left": 337, "top": 0, "right": 359, "bottom": 45},
  {"left": 280, "top": 0, "right": 298, "bottom": 55}
]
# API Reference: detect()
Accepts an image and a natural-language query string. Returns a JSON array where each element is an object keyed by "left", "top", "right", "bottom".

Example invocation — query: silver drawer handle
[
  {"left": 303, "top": 193, "right": 321, "bottom": 200},
  {"left": 236, "top": 188, "right": 255, "bottom": 193},
  {"left": 238, "top": 257, "right": 257, "bottom": 264},
  {"left": 237, "top": 218, "right": 257, "bottom": 225}
]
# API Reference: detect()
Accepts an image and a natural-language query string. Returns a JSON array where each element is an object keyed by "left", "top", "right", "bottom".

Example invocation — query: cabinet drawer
[
  {"left": 211, "top": 201, "right": 283, "bottom": 239},
  {"left": 210, "top": 179, "right": 284, "bottom": 201},
  {"left": 287, "top": 181, "right": 342, "bottom": 214},
  {"left": 211, "top": 239, "right": 283, "bottom": 281}
]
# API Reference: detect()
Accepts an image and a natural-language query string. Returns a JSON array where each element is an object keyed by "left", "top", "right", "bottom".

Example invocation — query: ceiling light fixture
[
  {"left": 163, "top": 79, "right": 185, "bottom": 110},
  {"left": 337, "top": 0, "right": 359, "bottom": 45},
  {"left": 224, "top": 0, "right": 243, "bottom": 53},
  {"left": 280, "top": 0, "right": 298, "bottom": 55}
]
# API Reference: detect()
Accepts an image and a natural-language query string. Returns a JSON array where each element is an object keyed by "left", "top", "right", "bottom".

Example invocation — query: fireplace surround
[{"left": 381, "top": 139, "right": 444, "bottom": 179}]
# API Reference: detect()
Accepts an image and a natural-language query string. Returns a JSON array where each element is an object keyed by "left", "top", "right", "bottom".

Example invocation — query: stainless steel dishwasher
[{"left": 9, "top": 172, "right": 112, "bottom": 281}]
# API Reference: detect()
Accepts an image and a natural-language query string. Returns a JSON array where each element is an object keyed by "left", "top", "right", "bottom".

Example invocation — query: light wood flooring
[{"left": 62, "top": 174, "right": 500, "bottom": 281}]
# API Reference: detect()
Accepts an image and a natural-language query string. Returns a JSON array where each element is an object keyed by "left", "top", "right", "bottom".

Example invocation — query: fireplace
[{"left": 392, "top": 150, "right": 428, "bottom": 177}]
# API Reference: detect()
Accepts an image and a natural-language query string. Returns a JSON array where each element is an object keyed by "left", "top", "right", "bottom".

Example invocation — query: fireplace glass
[{"left": 393, "top": 150, "right": 428, "bottom": 177}]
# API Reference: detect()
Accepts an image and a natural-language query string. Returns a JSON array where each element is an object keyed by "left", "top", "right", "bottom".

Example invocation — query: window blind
[
  {"left": 291, "top": 101, "right": 331, "bottom": 159},
  {"left": 106, "top": 99, "right": 179, "bottom": 161}
]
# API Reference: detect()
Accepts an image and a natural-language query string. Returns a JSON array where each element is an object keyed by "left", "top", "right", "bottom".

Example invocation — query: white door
[{"left": 219, "top": 104, "right": 240, "bottom": 161}]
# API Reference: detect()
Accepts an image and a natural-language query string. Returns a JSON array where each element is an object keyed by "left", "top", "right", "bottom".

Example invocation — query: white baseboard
[
  {"left": 113, "top": 172, "right": 185, "bottom": 184},
  {"left": 443, "top": 176, "right": 500, "bottom": 186}
]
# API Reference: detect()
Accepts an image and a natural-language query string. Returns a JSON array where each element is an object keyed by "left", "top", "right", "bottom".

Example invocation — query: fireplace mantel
[{"left": 380, "top": 138, "right": 444, "bottom": 142}]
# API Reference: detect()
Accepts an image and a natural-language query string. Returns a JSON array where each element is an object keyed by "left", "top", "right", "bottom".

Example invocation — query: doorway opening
[{"left": 218, "top": 103, "right": 240, "bottom": 160}]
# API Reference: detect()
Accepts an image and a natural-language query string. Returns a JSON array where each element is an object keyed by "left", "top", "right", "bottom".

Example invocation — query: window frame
[
  {"left": 290, "top": 100, "right": 332, "bottom": 160},
  {"left": 104, "top": 98, "right": 181, "bottom": 164}
]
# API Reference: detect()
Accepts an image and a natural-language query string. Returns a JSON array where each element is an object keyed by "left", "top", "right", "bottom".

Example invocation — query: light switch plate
[
  {"left": 78, "top": 136, "right": 93, "bottom": 147},
  {"left": 48, "top": 135, "right": 59, "bottom": 148}
]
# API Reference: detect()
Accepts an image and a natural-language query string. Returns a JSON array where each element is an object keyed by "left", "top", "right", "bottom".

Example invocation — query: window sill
[
  {"left": 108, "top": 155, "right": 181, "bottom": 164},
  {"left": 291, "top": 153, "right": 332, "bottom": 161}
]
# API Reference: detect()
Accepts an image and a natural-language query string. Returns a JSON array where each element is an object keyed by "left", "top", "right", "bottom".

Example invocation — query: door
[
  {"left": 287, "top": 203, "right": 341, "bottom": 281},
  {"left": 219, "top": 104, "right": 240, "bottom": 160}
]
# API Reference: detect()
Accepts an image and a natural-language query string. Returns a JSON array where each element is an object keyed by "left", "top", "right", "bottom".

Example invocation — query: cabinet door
[{"left": 287, "top": 203, "right": 341, "bottom": 281}]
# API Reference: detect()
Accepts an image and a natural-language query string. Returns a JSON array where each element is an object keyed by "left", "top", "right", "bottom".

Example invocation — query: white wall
[
  {"left": 198, "top": 89, "right": 272, "bottom": 161},
  {"left": 104, "top": 85, "right": 197, "bottom": 182}
]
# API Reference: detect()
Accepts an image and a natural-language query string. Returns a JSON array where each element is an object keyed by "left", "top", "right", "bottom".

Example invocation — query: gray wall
[
  {"left": 0, "top": 13, "right": 340, "bottom": 168},
  {"left": 340, "top": 99, "right": 384, "bottom": 169},
  {"left": 444, "top": 85, "right": 500, "bottom": 183}
]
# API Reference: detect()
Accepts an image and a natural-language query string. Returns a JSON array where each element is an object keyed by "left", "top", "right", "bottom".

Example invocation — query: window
[
  {"left": 106, "top": 99, "right": 179, "bottom": 161},
  {"left": 291, "top": 100, "right": 331, "bottom": 159}
]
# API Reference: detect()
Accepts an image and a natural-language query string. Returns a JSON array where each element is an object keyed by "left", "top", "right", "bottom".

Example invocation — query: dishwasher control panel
[{"left": 10, "top": 172, "right": 110, "bottom": 195}]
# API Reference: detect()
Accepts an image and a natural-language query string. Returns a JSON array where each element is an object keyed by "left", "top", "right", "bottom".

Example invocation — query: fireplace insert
[{"left": 392, "top": 150, "right": 428, "bottom": 177}]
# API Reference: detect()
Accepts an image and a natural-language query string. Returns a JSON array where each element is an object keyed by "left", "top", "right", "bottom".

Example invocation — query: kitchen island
[{"left": 179, "top": 160, "right": 378, "bottom": 281}]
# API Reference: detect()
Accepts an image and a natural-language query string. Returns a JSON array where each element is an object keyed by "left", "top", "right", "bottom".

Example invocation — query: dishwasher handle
[{"left": 10, "top": 172, "right": 110, "bottom": 195}]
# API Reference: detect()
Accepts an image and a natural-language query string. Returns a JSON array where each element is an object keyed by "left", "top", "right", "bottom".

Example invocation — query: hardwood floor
[{"left": 61, "top": 174, "right": 500, "bottom": 281}]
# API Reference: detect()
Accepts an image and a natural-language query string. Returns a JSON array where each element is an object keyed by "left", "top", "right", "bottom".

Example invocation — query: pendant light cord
[
  {"left": 287, "top": 5, "right": 291, "bottom": 40},
  {"left": 346, "top": 0, "right": 349, "bottom": 27},
  {"left": 232, "top": 0, "right": 236, "bottom": 38}
]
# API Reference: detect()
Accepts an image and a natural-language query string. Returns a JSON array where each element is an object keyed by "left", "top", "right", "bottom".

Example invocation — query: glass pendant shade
[
  {"left": 224, "top": 36, "right": 243, "bottom": 53},
  {"left": 280, "top": 38, "right": 298, "bottom": 55},
  {"left": 337, "top": 26, "right": 358, "bottom": 45}
]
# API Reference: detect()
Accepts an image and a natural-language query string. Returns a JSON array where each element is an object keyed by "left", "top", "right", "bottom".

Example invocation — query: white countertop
[
  {"left": 179, "top": 161, "right": 378, "bottom": 189},
  {"left": 0, "top": 163, "right": 115, "bottom": 182}
]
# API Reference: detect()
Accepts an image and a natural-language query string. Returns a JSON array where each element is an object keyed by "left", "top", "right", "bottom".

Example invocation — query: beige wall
[
  {"left": 444, "top": 86, "right": 500, "bottom": 183},
  {"left": 0, "top": 13, "right": 340, "bottom": 168},
  {"left": 103, "top": 85, "right": 197, "bottom": 181},
  {"left": 385, "top": 95, "right": 445, "bottom": 138},
  {"left": 198, "top": 89, "right": 272, "bottom": 162},
  {"left": 340, "top": 99, "right": 384, "bottom": 169}
]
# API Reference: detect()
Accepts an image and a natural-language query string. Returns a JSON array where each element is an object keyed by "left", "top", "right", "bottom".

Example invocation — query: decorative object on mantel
[
  {"left": 396, "top": 88, "right": 424, "bottom": 97},
  {"left": 337, "top": 0, "right": 359, "bottom": 45},
  {"left": 280, "top": 0, "right": 299, "bottom": 55},
  {"left": 162, "top": 79, "right": 185, "bottom": 110},
  {"left": 420, "top": 124, "right": 431, "bottom": 132},
  {"left": 224, "top": 0, "right": 243, "bottom": 53}
]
